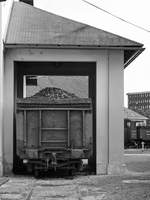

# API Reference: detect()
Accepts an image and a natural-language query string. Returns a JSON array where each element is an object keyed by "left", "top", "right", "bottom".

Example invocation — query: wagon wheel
[
  {"left": 68, "top": 168, "right": 73, "bottom": 176},
  {"left": 68, "top": 165, "right": 76, "bottom": 177},
  {"left": 34, "top": 169, "right": 40, "bottom": 178},
  {"left": 34, "top": 165, "right": 41, "bottom": 178}
]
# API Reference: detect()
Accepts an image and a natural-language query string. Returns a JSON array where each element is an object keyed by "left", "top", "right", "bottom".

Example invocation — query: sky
[{"left": 2, "top": 0, "right": 150, "bottom": 106}]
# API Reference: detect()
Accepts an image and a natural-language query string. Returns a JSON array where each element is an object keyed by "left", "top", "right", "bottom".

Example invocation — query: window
[{"left": 23, "top": 75, "right": 89, "bottom": 98}]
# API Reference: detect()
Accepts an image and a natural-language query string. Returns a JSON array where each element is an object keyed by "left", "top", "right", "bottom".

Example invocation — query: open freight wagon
[
  {"left": 16, "top": 88, "right": 93, "bottom": 177},
  {"left": 124, "top": 119, "right": 150, "bottom": 148}
]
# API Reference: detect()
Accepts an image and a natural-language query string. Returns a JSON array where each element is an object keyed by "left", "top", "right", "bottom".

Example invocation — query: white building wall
[
  {"left": 96, "top": 50, "right": 109, "bottom": 174},
  {"left": 3, "top": 48, "right": 124, "bottom": 175},
  {"left": 0, "top": 3, "right": 3, "bottom": 176},
  {"left": 108, "top": 50, "right": 124, "bottom": 174}
]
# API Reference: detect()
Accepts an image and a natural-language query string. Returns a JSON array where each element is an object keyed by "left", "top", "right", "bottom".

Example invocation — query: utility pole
[{"left": 0, "top": 0, "right": 6, "bottom": 176}]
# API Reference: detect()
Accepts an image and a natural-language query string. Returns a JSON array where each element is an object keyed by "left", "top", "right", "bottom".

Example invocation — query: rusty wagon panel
[{"left": 16, "top": 89, "right": 93, "bottom": 176}]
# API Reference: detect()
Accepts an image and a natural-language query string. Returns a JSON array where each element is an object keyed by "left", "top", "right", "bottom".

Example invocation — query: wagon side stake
[{"left": 51, "top": 152, "right": 57, "bottom": 171}]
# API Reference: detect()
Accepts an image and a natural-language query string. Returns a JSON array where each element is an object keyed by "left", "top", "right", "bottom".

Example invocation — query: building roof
[
  {"left": 127, "top": 91, "right": 150, "bottom": 95},
  {"left": 5, "top": 2, "right": 144, "bottom": 67},
  {"left": 124, "top": 107, "right": 148, "bottom": 121}
]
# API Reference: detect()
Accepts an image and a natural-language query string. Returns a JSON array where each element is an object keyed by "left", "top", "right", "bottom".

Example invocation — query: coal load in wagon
[{"left": 16, "top": 87, "right": 93, "bottom": 177}]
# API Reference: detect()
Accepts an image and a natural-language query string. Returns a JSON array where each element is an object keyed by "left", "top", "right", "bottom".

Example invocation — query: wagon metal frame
[{"left": 16, "top": 97, "right": 92, "bottom": 176}]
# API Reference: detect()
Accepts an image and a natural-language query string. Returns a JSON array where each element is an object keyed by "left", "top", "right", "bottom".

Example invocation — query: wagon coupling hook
[
  {"left": 51, "top": 152, "right": 57, "bottom": 171},
  {"left": 46, "top": 158, "right": 50, "bottom": 169}
]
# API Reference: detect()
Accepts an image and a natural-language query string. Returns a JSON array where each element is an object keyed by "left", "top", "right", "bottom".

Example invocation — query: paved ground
[
  {"left": 0, "top": 150, "right": 149, "bottom": 200},
  {"left": 0, "top": 175, "right": 150, "bottom": 200},
  {"left": 125, "top": 149, "right": 150, "bottom": 174}
]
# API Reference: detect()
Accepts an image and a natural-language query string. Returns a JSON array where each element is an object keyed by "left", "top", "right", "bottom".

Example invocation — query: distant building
[
  {"left": 124, "top": 107, "right": 148, "bottom": 126},
  {"left": 127, "top": 92, "right": 150, "bottom": 126},
  {"left": 127, "top": 91, "right": 150, "bottom": 110},
  {"left": 124, "top": 107, "right": 148, "bottom": 148}
]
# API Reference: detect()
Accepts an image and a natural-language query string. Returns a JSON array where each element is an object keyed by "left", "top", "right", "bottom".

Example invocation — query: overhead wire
[{"left": 81, "top": 0, "right": 150, "bottom": 33}]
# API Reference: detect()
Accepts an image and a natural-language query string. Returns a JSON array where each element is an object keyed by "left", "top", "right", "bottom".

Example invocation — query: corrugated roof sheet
[
  {"left": 124, "top": 107, "right": 148, "bottom": 121},
  {"left": 5, "top": 2, "right": 143, "bottom": 48}
]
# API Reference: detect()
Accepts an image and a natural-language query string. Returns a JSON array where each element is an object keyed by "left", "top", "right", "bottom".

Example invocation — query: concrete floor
[
  {"left": 0, "top": 176, "right": 108, "bottom": 200},
  {"left": 1, "top": 175, "right": 150, "bottom": 200},
  {"left": 124, "top": 149, "right": 150, "bottom": 174},
  {"left": 0, "top": 151, "right": 150, "bottom": 200}
]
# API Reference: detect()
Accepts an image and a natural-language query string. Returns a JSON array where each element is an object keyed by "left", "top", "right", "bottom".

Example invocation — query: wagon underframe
[{"left": 16, "top": 99, "right": 93, "bottom": 176}]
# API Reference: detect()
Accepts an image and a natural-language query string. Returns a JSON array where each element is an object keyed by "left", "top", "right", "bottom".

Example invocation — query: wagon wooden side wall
[{"left": 16, "top": 107, "right": 93, "bottom": 162}]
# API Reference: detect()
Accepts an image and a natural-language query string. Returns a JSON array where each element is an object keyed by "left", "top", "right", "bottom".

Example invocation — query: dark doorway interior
[{"left": 14, "top": 61, "right": 96, "bottom": 174}]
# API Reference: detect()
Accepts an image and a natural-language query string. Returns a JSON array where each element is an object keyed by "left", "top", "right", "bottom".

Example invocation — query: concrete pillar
[
  {"left": 0, "top": 2, "right": 4, "bottom": 176},
  {"left": 108, "top": 50, "right": 125, "bottom": 174},
  {"left": 96, "top": 51, "right": 109, "bottom": 174}
]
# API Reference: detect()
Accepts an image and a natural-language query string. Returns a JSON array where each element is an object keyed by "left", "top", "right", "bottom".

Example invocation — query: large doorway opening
[{"left": 14, "top": 62, "right": 96, "bottom": 174}]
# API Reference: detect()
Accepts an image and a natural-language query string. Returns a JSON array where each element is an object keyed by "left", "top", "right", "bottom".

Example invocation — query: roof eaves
[
  {"left": 5, "top": 43, "right": 144, "bottom": 68},
  {"left": 127, "top": 91, "right": 150, "bottom": 95},
  {"left": 127, "top": 118, "right": 148, "bottom": 121},
  {"left": 124, "top": 47, "right": 145, "bottom": 68},
  {"left": 4, "top": 43, "right": 143, "bottom": 50}
]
